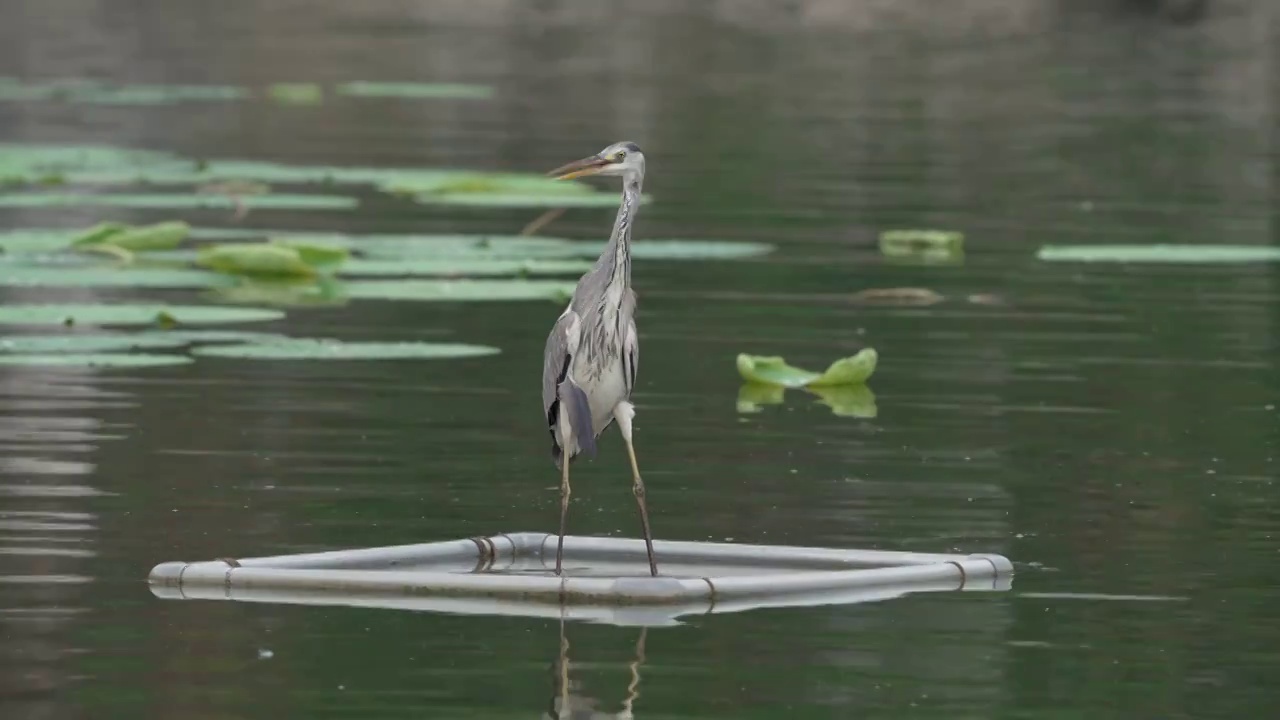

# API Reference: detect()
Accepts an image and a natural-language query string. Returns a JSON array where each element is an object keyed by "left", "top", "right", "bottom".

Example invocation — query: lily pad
[
  {"left": 411, "top": 191, "right": 650, "bottom": 209},
  {"left": 736, "top": 349, "right": 878, "bottom": 388},
  {"left": 626, "top": 240, "right": 775, "bottom": 260},
  {"left": 0, "top": 192, "right": 357, "bottom": 210},
  {"left": 879, "top": 229, "right": 964, "bottom": 254},
  {"left": 203, "top": 281, "right": 349, "bottom": 308},
  {"left": 340, "top": 257, "right": 591, "bottom": 277},
  {"left": 269, "top": 83, "right": 323, "bottom": 105},
  {"left": 0, "top": 304, "right": 285, "bottom": 327},
  {"left": 196, "top": 244, "right": 318, "bottom": 278},
  {"left": 0, "top": 333, "right": 191, "bottom": 353},
  {"left": 334, "top": 81, "right": 495, "bottom": 100},
  {"left": 0, "top": 265, "right": 230, "bottom": 288},
  {"left": 0, "top": 352, "right": 193, "bottom": 368},
  {"left": 135, "top": 329, "right": 292, "bottom": 344},
  {"left": 71, "top": 220, "right": 190, "bottom": 251},
  {"left": 191, "top": 338, "right": 500, "bottom": 360},
  {"left": 1036, "top": 244, "right": 1280, "bottom": 264},
  {"left": 269, "top": 238, "right": 349, "bottom": 266},
  {"left": 343, "top": 279, "right": 576, "bottom": 302}
]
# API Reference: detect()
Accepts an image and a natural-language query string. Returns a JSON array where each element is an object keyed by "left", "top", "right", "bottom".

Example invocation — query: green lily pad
[
  {"left": 353, "top": 234, "right": 581, "bottom": 259},
  {"left": 71, "top": 220, "right": 190, "bottom": 251},
  {"left": 0, "top": 192, "right": 357, "bottom": 210},
  {"left": 879, "top": 229, "right": 964, "bottom": 254},
  {"left": 0, "top": 230, "right": 90, "bottom": 254},
  {"left": 340, "top": 257, "right": 591, "bottom": 277},
  {"left": 334, "top": 81, "right": 494, "bottom": 100},
  {"left": 0, "top": 352, "right": 193, "bottom": 368},
  {"left": 411, "top": 191, "right": 651, "bottom": 209},
  {"left": 0, "top": 333, "right": 191, "bottom": 353},
  {"left": 625, "top": 240, "right": 775, "bottom": 260},
  {"left": 136, "top": 329, "right": 292, "bottom": 344},
  {"left": 343, "top": 279, "right": 576, "bottom": 302},
  {"left": 268, "top": 83, "right": 323, "bottom": 105},
  {"left": 1036, "top": 244, "right": 1280, "bottom": 264},
  {"left": 0, "top": 80, "right": 246, "bottom": 105},
  {"left": 203, "top": 280, "right": 349, "bottom": 308},
  {"left": 0, "top": 304, "right": 285, "bottom": 327},
  {"left": 196, "top": 244, "right": 318, "bottom": 278},
  {"left": 191, "top": 338, "right": 500, "bottom": 360},
  {"left": 0, "top": 265, "right": 230, "bottom": 288},
  {"left": 269, "top": 238, "right": 349, "bottom": 266},
  {"left": 736, "top": 349, "right": 878, "bottom": 388}
]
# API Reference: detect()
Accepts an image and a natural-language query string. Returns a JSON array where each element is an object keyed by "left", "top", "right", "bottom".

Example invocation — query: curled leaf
[
  {"left": 196, "top": 243, "right": 317, "bottom": 278},
  {"left": 268, "top": 238, "right": 349, "bottom": 266},
  {"left": 736, "top": 349, "right": 877, "bottom": 388}
]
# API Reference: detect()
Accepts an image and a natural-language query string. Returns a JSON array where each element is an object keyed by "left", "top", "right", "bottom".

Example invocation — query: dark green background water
[{"left": 2, "top": 1, "right": 1277, "bottom": 717}]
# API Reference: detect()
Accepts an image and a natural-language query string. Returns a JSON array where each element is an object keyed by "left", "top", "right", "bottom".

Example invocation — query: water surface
[{"left": 1, "top": 1, "right": 1277, "bottom": 718}]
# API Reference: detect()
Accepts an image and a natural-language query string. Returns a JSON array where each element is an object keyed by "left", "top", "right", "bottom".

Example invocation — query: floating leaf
[
  {"left": 80, "top": 221, "right": 190, "bottom": 251},
  {"left": 191, "top": 338, "right": 500, "bottom": 360},
  {"left": 343, "top": 279, "right": 576, "bottom": 302},
  {"left": 736, "top": 349, "right": 878, "bottom": 388},
  {"left": 411, "top": 191, "right": 650, "bottom": 209},
  {"left": 1036, "top": 244, "right": 1280, "bottom": 264},
  {"left": 0, "top": 333, "right": 190, "bottom": 353},
  {"left": 0, "top": 192, "right": 357, "bottom": 210},
  {"left": 339, "top": 257, "right": 591, "bottom": 278},
  {"left": 71, "top": 243, "right": 134, "bottom": 263},
  {"left": 269, "top": 238, "right": 349, "bottom": 266},
  {"left": 196, "top": 244, "right": 318, "bottom": 278},
  {"left": 879, "top": 229, "right": 964, "bottom": 254},
  {"left": 268, "top": 83, "right": 323, "bottom": 105},
  {"left": 0, "top": 265, "right": 230, "bottom": 288},
  {"left": 850, "top": 287, "right": 945, "bottom": 306},
  {"left": 0, "top": 229, "right": 89, "bottom": 254},
  {"left": 204, "top": 280, "right": 349, "bottom": 307},
  {"left": 626, "top": 240, "right": 775, "bottom": 260},
  {"left": 69, "top": 222, "right": 128, "bottom": 247},
  {"left": 0, "top": 304, "right": 285, "bottom": 327},
  {"left": 0, "top": 352, "right": 193, "bottom": 368},
  {"left": 334, "top": 81, "right": 494, "bottom": 100},
  {"left": 136, "top": 329, "right": 292, "bottom": 344}
]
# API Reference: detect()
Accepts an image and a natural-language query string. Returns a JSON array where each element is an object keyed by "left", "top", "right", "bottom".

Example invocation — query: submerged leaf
[
  {"left": 0, "top": 352, "right": 193, "bottom": 368},
  {"left": 1036, "top": 244, "right": 1280, "bottom": 264},
  {"left": 736, "top": 349, "right": 878, "bottom": 388},
  {"left": 807, "top": 384, "right": 878, "bottom": 418},
  {"left": 736, "top": 382, "right": 786, "bottom": 414},
  {"left": 190, "top": 338, "right": 500, "bottom": 360},
  {"left": 196, "top": 244, "right": 318, "bottom": 278},
  {"left": 0, "top": 304, "right": 285, "bottom": 327}
]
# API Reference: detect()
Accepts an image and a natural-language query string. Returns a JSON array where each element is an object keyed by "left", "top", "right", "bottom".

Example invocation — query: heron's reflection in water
[{"left": 546, "top": 618, "right": 647, "bottom": 720}]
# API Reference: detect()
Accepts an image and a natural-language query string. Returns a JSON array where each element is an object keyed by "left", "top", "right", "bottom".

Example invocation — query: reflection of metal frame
[{"left": 149, "top": 532, "right": 1013, "bottom": 627}]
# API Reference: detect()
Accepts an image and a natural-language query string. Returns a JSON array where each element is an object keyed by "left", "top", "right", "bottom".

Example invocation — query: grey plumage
[{"left": 539, "top": 140, "right": 658, "bottom": 577}]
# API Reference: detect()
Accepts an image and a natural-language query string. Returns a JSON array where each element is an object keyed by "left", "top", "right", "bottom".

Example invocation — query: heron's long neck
[{"left": 603, "top": 173, "right": 642, "bottom": 289}]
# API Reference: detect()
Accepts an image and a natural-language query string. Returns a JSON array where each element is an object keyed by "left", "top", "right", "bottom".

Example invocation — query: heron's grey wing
[
  {"left": 542, "top": 309, "right": 597, "bottom": 462},
  {"left": 622, "top": 288, "right": 639, "bottom": 396}
]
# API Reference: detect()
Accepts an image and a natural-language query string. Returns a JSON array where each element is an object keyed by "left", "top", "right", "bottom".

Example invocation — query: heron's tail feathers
[{"left": 557, "top": 378, "right": 598, "bottom": 461}]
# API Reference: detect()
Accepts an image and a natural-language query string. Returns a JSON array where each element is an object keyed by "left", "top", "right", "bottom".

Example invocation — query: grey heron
[{"left": 541, "top": 140, "right": 657, "bottom": 577}]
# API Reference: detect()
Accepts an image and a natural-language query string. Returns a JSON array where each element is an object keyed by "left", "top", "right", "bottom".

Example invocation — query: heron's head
[{"left": 547, "top": 141, "right": 644, "bottom": 181}]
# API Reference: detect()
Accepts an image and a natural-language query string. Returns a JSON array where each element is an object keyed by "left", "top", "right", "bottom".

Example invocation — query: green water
[{"left": 2, "top": 1, "right": 1277, "bottom": 717}]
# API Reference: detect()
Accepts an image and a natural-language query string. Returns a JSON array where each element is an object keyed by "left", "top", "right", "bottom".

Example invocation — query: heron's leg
[
  {"left": 614, "top": 401, "right": 658, "bottom": 576},
  {"left": 556, "top": 450, "right": 571, "bottom": 576}
]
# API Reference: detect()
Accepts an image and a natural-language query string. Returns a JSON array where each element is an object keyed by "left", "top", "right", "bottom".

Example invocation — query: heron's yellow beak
[{"left": 547, "top": 154, "right": 611, "bottom": 181}]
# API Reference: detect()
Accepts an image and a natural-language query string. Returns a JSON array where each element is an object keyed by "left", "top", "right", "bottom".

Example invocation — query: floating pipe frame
[{"left": 149, "top": 532, "right": 1013, "bottom": 624}]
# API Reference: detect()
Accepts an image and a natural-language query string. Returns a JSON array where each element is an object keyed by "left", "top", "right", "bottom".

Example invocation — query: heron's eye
[{"left": 614, "top": 151, "right": 626, "bottom": 162}]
